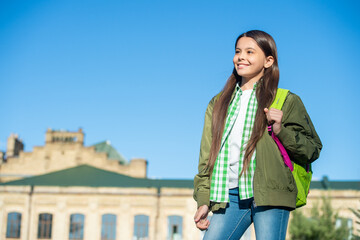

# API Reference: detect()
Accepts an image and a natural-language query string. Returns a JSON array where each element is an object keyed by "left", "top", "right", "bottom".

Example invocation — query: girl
[{"left": 193, "top": 30, "right": 322, "bottom": 240}]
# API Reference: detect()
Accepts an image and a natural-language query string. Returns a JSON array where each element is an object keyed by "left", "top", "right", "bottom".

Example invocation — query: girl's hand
[
  {"left": 264, "top": 108, "right": 283, "bottom": 135},
  {"left": 194, "top": 205, "right": 210, "bottom": 230}
]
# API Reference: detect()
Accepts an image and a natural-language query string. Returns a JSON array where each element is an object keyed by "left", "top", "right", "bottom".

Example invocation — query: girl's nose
[{"left": 238, "top": 52, "right": 245, "bottom": 61}]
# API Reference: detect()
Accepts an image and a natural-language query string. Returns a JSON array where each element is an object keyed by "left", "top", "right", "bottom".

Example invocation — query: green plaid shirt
[{"left": 210, "top": 83, "right": 258, "bottom": 202}]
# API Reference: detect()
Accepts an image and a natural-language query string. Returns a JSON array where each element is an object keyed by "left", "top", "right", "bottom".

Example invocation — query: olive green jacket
[{"left": 193, "top": 91, "right": 322, "bottom": 211}]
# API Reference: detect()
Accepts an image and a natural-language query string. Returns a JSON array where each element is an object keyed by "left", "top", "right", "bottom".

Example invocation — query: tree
[
  {"left": 349, "top": 204, "right": 360, "bottom": 240},
  {"left": 289, "top": 196, "right": 350, "bottom": 240}
]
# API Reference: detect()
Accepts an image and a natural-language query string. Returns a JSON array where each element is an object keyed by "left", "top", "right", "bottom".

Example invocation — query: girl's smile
[{"left": 236, "top": 63, "right": 250, "bottom": 69}]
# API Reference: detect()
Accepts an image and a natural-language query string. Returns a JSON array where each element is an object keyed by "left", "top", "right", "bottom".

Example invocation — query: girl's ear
[{"left": 264, "top": 56, "right": 274, "bottom": 68}]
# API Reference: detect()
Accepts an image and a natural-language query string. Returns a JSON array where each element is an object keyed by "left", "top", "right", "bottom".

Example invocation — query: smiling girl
[{"left": 193, "top": 30, "right": 322, "bottom": 240}]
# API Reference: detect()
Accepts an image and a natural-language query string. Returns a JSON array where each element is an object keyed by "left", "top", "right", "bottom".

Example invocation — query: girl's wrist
[{"left": 273, "top": 123, "right": 281, "bottom": 135}]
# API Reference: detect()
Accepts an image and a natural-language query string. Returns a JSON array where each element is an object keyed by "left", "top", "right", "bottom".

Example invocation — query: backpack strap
[
  {"left": 270, "top": 88, "right": 289, "bottom": 110},
  {"left": 268, "top": 88, "right": 293, "bottom": 171},
  {"left": 268, "top": 88, "right": 312, "bottom": 208}
]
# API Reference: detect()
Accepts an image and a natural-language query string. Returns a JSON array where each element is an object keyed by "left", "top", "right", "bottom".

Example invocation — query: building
[
  {"left": 0, "top": 129, "right": 199, "bottom": 240},
  {"left": 0, "top": 165, "right": 198, "bottom": 240},
  {"left": 0, "top": 129, "right": 359, "bottom": 240}
]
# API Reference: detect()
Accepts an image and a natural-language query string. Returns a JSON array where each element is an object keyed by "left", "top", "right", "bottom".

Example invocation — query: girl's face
[{"left": 233, "top": 37, "right": 273, "bottom": 82}]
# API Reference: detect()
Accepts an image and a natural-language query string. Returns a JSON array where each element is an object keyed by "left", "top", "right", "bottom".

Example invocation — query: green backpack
[{"left": 270, "top": 88, "right": 312, "bottom": 208}]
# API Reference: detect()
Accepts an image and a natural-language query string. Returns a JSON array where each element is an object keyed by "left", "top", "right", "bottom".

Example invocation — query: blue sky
[{"left": 0, "top": 0, "right": 359, "bottom": 180}]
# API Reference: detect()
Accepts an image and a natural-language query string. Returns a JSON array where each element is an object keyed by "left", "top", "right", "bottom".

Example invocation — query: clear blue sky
[{"left": 1, "top": 0, "right": 359, "bottom": 180}]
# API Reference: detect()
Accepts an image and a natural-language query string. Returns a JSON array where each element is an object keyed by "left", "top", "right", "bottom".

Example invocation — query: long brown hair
[{"left": 207, "top": 30, "right": 280, "bottom": 176}]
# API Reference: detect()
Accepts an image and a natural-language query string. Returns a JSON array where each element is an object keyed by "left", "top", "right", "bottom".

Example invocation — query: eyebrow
[{"left": 236, "top": 47, "right": 256, "bottom": 50}]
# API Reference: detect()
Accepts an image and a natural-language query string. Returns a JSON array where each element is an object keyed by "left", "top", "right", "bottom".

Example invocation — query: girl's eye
[
  {"left": 247, "top": 50, "right": 253, "bottom": 54},
  {"left": 235, "top": 50, "right": 240, "bottom": 54}
]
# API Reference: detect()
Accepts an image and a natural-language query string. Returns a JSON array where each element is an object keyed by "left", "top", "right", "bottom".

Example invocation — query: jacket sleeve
[
  {"left": 193, "top": 96, "right": 216, "bottom": 208},
  {"left": 276, "top": 93, "right": 322, "bottom": 165}
]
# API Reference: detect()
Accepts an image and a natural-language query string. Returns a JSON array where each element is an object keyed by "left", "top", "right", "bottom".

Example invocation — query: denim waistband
[
  {"left": 229, "top": 187, "right": 239, "bottom": 195},
  {"left": 229, "top": 187, "right": 254, "bottom": 208}
]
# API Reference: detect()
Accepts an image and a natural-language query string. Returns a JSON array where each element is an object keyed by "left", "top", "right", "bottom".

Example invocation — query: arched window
[
  {"left": 69, "top": 214, "right": 85, "bottom": 240},
  {"left": 101, "top": 214, "right": 116, "bottom": 240},
  {"left": 167, "top": 215, "right": 183, "bottom": 240},
  {"left": 133, "top": 214, "right": 149, "bottom": 240},
  {"left": 6, "top": 212, "right": 22, "bottom": 238},
  {"left": 38, "top": 213, "right": 53, "bottom": 239}
]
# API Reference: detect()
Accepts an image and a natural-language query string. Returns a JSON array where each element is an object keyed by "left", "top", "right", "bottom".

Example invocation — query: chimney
[{"left": 6, "top": 133, "right": 24, "bottom": 158}]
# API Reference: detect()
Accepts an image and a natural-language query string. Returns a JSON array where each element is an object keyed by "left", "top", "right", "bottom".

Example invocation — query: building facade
[
  {"left": 0, "top": 165, "right": 199, "bottom": 240},
  {"left": 0, "top": 129, "right": 359, "bottom": 240},
  {"left": 0, "top": 129, "right": 200, "bottom": 240}
]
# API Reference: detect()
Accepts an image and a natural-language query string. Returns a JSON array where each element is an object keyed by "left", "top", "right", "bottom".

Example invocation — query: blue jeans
[{"left": 203, "top": 188, "right": 290, "bottom": 240}]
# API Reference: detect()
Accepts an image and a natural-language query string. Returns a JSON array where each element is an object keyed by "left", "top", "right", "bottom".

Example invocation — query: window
[
  {"left": 133, "top": 214, "right": 149, "bottom": 240},
  {"left": 69, "top": 214, "right": 85, "bottom": 240},
  {"left": 336, "top": 218, "right": 353, "bottom": 240},
  {"left": 101, "top": 214, "right": 116, "bottom": 240},
  {"left": 167, "top": 215, "right": 182, "bottom": 240},
  {"left": 6, "top": 212, "right": 22, "bottom": 238},
  {"left": 38, "top": 213, "right": 53, "bottom": 239}
]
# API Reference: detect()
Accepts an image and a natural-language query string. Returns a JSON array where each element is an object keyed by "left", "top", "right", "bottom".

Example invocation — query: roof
[
  {"left": 0, "top": 165, "right": 358, "bottom": 191},
  {"left": 0, "top": 165, "right": 193, "bottom": 189},
  {"left": 92, "top": 141, "right": 127, "bottom": 164},
  {"left": 310, "top": 176, "right": 360, "bottom": 190}
]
